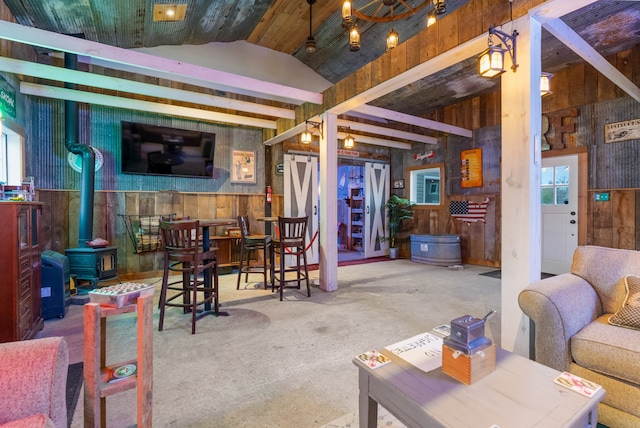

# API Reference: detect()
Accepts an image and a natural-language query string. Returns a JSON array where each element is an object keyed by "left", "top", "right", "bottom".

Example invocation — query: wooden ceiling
[{"left": 2, "top": 0, "right": 640, "bottom": 141}]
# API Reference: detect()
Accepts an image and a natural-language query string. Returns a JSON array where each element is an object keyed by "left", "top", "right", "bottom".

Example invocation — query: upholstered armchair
[{"left": 0, "top": 337, "right": 69, "bottom": 428}]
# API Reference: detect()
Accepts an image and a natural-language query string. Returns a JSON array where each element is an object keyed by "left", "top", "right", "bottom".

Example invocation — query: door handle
[
  {"left": 366, "top": 206, "right": 370, "bottom": 214},
  {"left": 314, "top": 205, "right": 317, "bottom": 215}
]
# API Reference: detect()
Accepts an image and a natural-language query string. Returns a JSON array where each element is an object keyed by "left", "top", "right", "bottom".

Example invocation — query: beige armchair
[
  {"left": 519, "top": 246, "right": 640, "bottom": 428},
  {"left": 0, "top": 337, "right": 69, "bottom": 428}
]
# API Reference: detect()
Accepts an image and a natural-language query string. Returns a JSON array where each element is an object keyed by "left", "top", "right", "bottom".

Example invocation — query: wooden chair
[
  {"left": 236, "top": 215, "right": 274, "bottom": 290},
  {"left": 273, "top": 216, "right": 311, "bottom": 301},
  {"left": 158, "top": 220, "right": 218, "bottom": 334}
]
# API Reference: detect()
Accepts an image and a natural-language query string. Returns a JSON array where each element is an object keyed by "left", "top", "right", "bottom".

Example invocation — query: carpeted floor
[
  {"left": 66, "top": 362, "right": 83, "bottom": 427},
  {"left": 40, "top": 260, "right": 503, "bottom": 427}
]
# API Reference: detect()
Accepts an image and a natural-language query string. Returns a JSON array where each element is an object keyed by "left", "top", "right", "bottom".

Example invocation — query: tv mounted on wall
[{"left": 121, "top": 121, "right": 215, "bottom": 178}]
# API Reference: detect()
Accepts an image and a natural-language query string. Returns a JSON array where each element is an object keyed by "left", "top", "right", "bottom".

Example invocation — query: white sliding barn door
[
  {"left": 364, "top": 162, "right": 390, "bottom": 258},
  {"left": 283, "top": 154, "right": 319, "bottom": 264}
]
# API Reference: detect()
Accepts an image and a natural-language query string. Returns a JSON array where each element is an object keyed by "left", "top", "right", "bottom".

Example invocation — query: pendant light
[
  {"left": 344, "top": 134, "right": 355, "bottom": 149},
  {"left": 305, "top": 0, "right": 317, "bottom": 53},
  {"left": 386, "top": 28, "right": 399, "bottom": 51},
  {"left": 349, "top": 24, "right": 361, "bottom": 51}
]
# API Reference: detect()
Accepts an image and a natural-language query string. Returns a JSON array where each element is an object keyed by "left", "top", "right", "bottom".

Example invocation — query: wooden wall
[
  {"left": 38, "top": 189, "right": 284, "bottom": 279},
  {"left": 400, "top": 44, "right": 640, "bottom": 266}
]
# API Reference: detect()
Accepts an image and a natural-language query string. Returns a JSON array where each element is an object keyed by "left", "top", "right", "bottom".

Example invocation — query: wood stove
[{"left": 65, "top": 246, "right": 118, "bottom": 289}]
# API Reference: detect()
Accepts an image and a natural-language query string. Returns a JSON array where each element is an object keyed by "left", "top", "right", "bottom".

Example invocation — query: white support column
[
  {"left": 501, "top": 15, "right": 542, "bottom": 356},
  {"left": 319, "top": 113, "right": 339, "bottom": 291}
]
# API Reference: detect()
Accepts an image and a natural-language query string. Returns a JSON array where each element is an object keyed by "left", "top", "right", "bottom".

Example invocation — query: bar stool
[
  {"left": 273, "top": 216, "right": 310, "bottom": 301},
  {"left": 236, "top": 215, "right": 274, "bottom": 290},
  {"left": 158, "top": 220, "right": 218, "bottom": 334}
]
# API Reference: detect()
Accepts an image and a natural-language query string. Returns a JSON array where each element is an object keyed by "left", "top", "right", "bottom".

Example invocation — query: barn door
[
  {"left": 283, "top": 154, "right": 319, "bottom": 264},
  {"left": 363, "top": 162, "right": 390, "bottom": 258}
]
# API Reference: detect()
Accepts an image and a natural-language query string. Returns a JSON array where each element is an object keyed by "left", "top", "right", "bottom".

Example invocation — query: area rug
[
  {"left": 66, "top": 362, "right": 83, "bottom": 426},
  {"left": 307, "top": 256, "right": 393, "bottom": 271},
  {"left": 479, "top": 270, "right": 555, "bottom": 279}
]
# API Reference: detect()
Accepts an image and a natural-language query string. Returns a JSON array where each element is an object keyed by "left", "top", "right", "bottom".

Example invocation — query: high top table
[{"left": 353, "top": 346, "right": 604, "bottom": 428}]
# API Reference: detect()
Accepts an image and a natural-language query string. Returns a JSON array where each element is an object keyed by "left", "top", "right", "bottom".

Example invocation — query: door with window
[
  {"left": 541, "top": 154, "right": 579, "bottom": 274},
  {"left": 283, "top": 154, "right": 319, "bottom": 264},
  {"left": 363, "top": 162, "right": 389, "bottom": 258}
]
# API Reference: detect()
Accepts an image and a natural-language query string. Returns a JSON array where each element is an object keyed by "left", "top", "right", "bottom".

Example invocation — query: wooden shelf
[{"left": 349, "top": 187, "right": 364, "bottom": 251}]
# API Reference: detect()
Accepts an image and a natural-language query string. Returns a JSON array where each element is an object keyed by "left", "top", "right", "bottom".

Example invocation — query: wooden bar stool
[
  {"left": 236, "top": 216, "right": 274, "bottom": 290},
  {"left": 158, "top": 220, "right": 218, "bottom": 334},
  {"left": 273, "top": 216, "right": 311, "bottom": 301}
]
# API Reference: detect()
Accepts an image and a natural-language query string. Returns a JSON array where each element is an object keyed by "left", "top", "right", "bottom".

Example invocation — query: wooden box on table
[{"left": 441, "top": 343, "right": 496, "bottom": 385}]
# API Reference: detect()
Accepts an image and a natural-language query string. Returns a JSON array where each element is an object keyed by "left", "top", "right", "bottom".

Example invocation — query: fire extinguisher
[{"left": 266, "top": 185, "right": 272, "bottom": 204}]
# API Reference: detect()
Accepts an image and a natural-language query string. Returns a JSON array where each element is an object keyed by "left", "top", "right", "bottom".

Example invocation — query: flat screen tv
[{"left": 121, "top": 121, "right": 215, "bottom": 178}]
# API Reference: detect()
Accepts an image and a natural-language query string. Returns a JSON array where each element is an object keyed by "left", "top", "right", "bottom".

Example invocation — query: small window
[
  {"left": 0, "top": 124, "right": 24, "bottom": 185},
  {"left": 407, "top": 163, "right": 444, "bottom": 207}
]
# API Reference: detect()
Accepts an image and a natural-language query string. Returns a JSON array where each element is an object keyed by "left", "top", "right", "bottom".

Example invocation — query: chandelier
[{"left": 342, "top": 0, "right": 445, "bottom": 51}]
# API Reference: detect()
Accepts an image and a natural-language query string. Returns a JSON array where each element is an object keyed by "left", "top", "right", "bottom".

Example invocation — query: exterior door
[
  {"left": 283, "top": 154, "right": 319, "bottom": 264},
  {"left": 541, "top": 154, "right": 579, "bottom": 274},
  {"left": 364, "top": 162, "right": 390, "bottom": 258}
]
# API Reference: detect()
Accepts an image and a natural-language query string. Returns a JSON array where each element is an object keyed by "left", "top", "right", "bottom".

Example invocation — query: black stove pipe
[{"left": 64, "top": 53, "right": 95, "bottom": 248}]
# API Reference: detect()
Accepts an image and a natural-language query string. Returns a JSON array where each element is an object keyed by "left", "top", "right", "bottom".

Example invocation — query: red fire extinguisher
[{"left": 266, "top": 186, "right": 272, "bottom": 204}]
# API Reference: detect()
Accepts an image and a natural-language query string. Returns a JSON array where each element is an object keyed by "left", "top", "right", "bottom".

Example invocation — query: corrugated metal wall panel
[
  {"left": 577, "top": 97, "right": 640, "bottom": 189},
  {"left": 29, "top": 99, "right": 265, "bottom": 193}
]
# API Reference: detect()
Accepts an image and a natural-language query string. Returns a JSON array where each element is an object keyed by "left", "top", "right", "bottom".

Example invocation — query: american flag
[{"left": 449, "top": 198, "right": 490, "bottom": 224}]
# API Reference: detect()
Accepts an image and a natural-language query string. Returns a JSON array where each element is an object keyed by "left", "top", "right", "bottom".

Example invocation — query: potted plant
[{"left": 383, "top": 194, "right": 415, "bottom": 259}]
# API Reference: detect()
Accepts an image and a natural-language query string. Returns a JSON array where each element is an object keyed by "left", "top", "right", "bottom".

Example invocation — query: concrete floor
[{"left": 37, "top": 259, "right": 501, "bottom": 427}]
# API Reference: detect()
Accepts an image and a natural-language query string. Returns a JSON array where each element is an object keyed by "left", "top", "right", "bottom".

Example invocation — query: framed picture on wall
[
  {"left": 393, "top": 179, "right": 405, "bottom": 189},
  {"left": 231, "top": 150, "right": 256, "bottom": 183}
]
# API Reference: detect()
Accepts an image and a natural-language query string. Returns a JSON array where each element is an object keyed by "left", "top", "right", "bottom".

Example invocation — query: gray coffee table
[{"left": 354, "top": 346, "right": 604, "bottom": 428}]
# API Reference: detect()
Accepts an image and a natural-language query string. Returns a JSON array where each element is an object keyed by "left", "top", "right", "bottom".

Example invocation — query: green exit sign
[{"left": 594, "top": 192, "right": 610, "bottom": 201}]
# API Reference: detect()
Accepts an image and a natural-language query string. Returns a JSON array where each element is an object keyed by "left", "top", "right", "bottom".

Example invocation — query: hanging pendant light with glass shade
[
  {"left": 305, "top": 0, "right": 317, "bottom": 53},
  {"left": 349, "top": 24, "right": 361, "bottom": 51},
  {"left": 386, "top": 28, "right": 399, "bottom": 51},
  {"left": 344, "top": 133, "right": 355, "bottom": 149},
  {"left": 342, "top": 0, "right": 353, "bottom": 28},
  {"left": 300, "top": 121, "right": 312, "bottom": 144}
]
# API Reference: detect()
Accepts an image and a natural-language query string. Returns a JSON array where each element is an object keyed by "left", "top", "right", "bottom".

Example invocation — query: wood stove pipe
[{"left": 64, "top": 52, "right": 95, "bottom": 248}]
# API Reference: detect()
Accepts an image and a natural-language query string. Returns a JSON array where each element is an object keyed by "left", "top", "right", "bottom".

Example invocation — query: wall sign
[
  {"left": 605, "top": 119, "right": 640, "bottom": 143},
  {"left": 460, "top": 148, "right": 482, "bottom": 188},
  {"left": 0, "top": 76, "right": 16, "bottom": 118},
  {"left": 275, "top": 163, "right": 284, "bottom": 175},
  {"left": 230, "top": 150, "right": 256, "bottom": 183}
]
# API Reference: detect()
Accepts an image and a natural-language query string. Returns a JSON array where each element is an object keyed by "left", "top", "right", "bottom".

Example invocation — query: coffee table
[{"left": 353, "top": 346, "right": 604, "bottom": 428}]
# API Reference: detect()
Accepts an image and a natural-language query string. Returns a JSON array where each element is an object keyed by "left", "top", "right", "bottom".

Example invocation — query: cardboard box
[{"left": 441, "top": 343, "right": 496, "bottom": 385}]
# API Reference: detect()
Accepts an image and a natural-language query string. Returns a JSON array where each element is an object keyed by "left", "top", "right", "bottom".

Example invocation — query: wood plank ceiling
[{"left": 1, "top": 0, "right": 640, "bottom": 143}]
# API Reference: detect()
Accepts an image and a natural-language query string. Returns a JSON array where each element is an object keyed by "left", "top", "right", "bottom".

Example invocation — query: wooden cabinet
[
  {"left": 84, "top": 294, "right": 153, "bottom": 427},
  {"left": 349, "top": 187, "right": 364, "bottom": 251},
  {"left": 0, "top": 202, "right": 44, "bottom": 343}
]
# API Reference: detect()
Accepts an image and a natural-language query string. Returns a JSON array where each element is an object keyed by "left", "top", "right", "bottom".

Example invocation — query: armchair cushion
[
  {"left": 571, "top": 246, "right": 640, "bottom": 314},
  {"left": 0, "top": 414, "right": 55, "bottom": 428},
  {"left": 0, "top": 337, "right": 68, "bottom": 428},
  {"left": 609, "top": 275, "right": 640, "bottom": 330},
  {"left": 572, "top": 315, "right": 640, "bottom": 384}
]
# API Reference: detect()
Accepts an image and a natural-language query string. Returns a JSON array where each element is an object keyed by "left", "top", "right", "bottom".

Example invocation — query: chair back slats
[
  {"left": 278, "top": 216, "right": 307, "bottom": 249},
  {"left": 238, "top": 215, "right": 250, "bottom": 238},
  {"left": 160, "top": 220, "right": 199, "bottom": 252}
]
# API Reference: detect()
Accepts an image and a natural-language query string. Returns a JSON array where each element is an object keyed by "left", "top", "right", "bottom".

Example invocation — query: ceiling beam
[
  {"left": 0, "top": 56, "right": 295, "bottom": 120},
  {"left": 350, "top": 105, "right": 473, "bottom": 138},
  {"left": 327, "top": 32, "right": 488, "bottom": 115},
  {"left": 337, "top": 119, "right": 437, "bottom": 144},
  {"left": 20, "top": 83, "right": 277, "bottom": 129},
  {"left": 263, "top": 122, "right": 308, "bottom": 146},
  {"left": 336, "top": 133, "right": 412, "bottom": 150},
  {"left": 0, "top": 20, "right": 322, "bottom": 106},
  {"left": 539, "top": 17, "right": 640, "bottom": 103},
  {"left": 529, "top": 0, "right": 601, "bottom": 24}
]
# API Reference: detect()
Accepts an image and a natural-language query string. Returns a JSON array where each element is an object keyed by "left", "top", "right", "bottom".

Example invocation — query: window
[
  {"left": 541, "top": 164, "right": 569, "bottom": 205},
  {"left": 0, "top": 123, "right": 24, "bottom": 186},
  {"left": 407, "top": 163, "right": 444, "bottom": 206}
]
